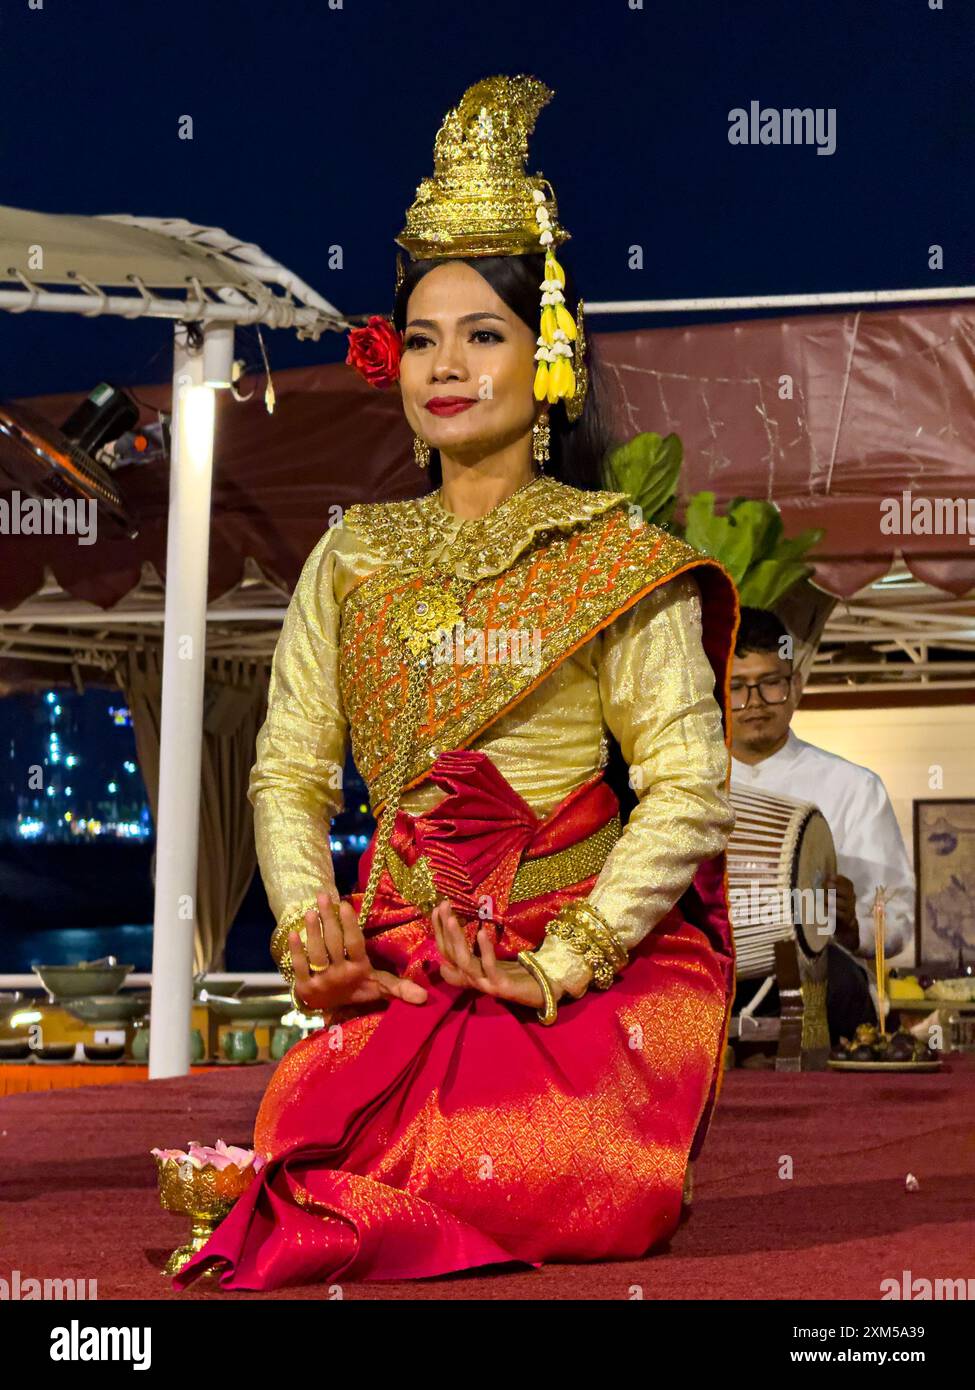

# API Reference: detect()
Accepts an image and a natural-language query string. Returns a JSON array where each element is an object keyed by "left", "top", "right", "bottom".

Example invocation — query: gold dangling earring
[
  {"left": 532, "top": 413, "right": 550, "bottom": 470},
  {"left": 413, "top": 434, "right": 431, "bottom": 469}
]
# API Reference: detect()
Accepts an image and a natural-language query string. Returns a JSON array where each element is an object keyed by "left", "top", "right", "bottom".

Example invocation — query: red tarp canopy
[
  {"left": 2, "top": 303, "right": 973, "bottom": 608},
  {"left": 596, "top": 304, "right": 975, "bottom": 597}
]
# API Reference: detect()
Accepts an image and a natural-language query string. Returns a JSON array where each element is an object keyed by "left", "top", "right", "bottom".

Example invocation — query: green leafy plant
[
  {"left": 683, "top": 491, "right": 822, "bottom": 606},
  {"left": 604, "top": 431, "right": 682, "bottom": 531},
  {"left": 604, "top": 432, "right": 823, "bottom": 606}
]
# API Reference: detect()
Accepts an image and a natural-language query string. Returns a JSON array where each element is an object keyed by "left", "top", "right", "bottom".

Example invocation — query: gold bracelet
[
  {"left": 517, "top": 949, "right": 558, "bottom": 1026},
  {"left": 289, "top": 981, "right": 324, "bottom": 1020},
  {"left": 545, "top": 900, "right": 627, "bottom": 989},
  {"left": 546, "top": 917, "right": 614, "bottom": 988},
  {"left": 565, "top": 899, "right": 628, "bottom": 970},
  {"left": 271, "top": 900, "right": 320, "bottom": 985}
]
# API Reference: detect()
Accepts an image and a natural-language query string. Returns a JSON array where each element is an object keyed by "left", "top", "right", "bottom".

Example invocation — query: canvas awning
[
  {"left": 2, "top": 304, "right": 974, "bottom": 699},
  {"left": 0, "top": 204, "right": 349, "bottom": 333},
  {"left": 0, "top": 205, "right": 262, "bottom": 290},
  {"left": 3, "top": 303, "right": 974, "bottom": 612},
  {"left": 596, "top": 304, "right": 975, "bottom": 597}
]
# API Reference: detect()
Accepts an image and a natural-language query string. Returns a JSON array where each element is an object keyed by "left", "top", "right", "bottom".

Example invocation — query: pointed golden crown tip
[{"left": 395, "top": 73, "right": 569, "bottom": 261}]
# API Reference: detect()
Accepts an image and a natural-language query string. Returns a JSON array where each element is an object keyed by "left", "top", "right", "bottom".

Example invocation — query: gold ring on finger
[{"left": 308, "top": 961, "right": 330, "bottom": 974}]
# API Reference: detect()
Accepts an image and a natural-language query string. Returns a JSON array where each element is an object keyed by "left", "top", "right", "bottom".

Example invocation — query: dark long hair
[{"left": 391, "top": 253, "right": 618, "bottom": 491}]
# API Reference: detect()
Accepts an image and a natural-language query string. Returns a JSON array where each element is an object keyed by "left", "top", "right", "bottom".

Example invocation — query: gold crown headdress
[{"left": 394, "top": 75, "right": 587, "bottom": 422}]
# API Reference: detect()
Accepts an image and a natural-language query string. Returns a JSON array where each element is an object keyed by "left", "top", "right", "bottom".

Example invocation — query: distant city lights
[
  {"left": 16, "top": 813, "right": 151, "bottom": 841},
  {"left": 330, "top": 833, "right": 371, "bottom": 853},
  {"left": 6, "top": 691, "right": 371, "bottom": 855},
  {"left": 4, "top": 689, "right": 157, "bottom": 847}
]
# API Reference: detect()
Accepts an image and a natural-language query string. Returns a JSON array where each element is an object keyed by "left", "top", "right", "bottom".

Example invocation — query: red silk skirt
[{"left": 173, "top": 750, "right": 732, "bottom": 1290}]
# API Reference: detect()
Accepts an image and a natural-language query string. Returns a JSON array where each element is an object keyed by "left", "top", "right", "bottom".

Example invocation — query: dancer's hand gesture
[
  {"left": 430, "top": 901, "right": 557, "bottom": 1009},
  {"left": 289, "top": 892, "right": 428, "bottom": 1013}
]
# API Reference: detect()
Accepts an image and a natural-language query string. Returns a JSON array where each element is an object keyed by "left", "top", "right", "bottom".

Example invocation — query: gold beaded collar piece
[{"left": 342, "top": 475, "right": 627, "bottom": 583}]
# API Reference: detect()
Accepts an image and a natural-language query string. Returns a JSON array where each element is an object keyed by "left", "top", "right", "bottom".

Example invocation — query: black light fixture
[{"left": 0, "top": 383, "right": 140, "bottom": 537}]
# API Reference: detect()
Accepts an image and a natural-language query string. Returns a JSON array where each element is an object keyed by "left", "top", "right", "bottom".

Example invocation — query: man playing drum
[{"left": 729, "top": 607, "right": 914, "bottom": 1042}]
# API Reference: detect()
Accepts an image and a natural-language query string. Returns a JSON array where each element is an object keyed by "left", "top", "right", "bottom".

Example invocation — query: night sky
[{"left": 1, "top": 0, "right": 972, "bottom": 400}]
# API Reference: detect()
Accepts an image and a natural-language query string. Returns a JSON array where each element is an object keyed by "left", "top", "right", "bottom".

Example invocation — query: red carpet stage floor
[{"left": 1, "top": 1057, "right": 972, "bottom": 1300}]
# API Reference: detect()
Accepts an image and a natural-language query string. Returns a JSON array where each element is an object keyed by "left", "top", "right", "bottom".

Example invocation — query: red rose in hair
[{"left": 345, "top": 315, "right": 402, "bottom": 389}]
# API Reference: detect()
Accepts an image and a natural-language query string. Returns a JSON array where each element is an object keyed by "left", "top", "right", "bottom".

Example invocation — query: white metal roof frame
[
  {"left": 0, "top": 204, "right": 356, "bottom": 1079},
  {"left": 0, "top": 206, "right": 352, "bottom": 335}
]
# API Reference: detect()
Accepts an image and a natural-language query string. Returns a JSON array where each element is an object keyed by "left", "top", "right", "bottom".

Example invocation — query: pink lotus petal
[
  {"left": 186, "top": 1143, "right": 222, "bottom": 1169},
  {"left": 223, "top": 1145, "right": 256, "bottom": 1167},
  {"left": 183, "top": 1140, "right": 208, "bottom": 1167},
  {"left": 213, "top": 1138, "right": 260, "bottom": 1169},
  {"left": 191, "top": 1141, "right": 261, "bottom": 1172},
  {"left": 186, "top": 1141, "right": 218, "bottom": 1159},
  {"left": 153, "top": 1139, "right": 263, "bottom": 1174}
]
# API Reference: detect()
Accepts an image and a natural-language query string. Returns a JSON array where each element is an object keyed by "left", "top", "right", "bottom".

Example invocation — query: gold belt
[{"left": 384, "top": 815, "right": 622, "bottom": 912}]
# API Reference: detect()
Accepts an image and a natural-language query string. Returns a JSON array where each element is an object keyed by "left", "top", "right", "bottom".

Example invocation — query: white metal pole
[
  {"left": 584, "top": 286, "right": 975, "bottom": 315},
  {"left": 147, "top": 322, "right": 231, "bottom": 1078}
]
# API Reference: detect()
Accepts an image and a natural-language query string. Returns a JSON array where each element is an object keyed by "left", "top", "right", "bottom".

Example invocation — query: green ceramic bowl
[
  {"left": 205, "top": 993, "right": 291, "bottom": 1022},
  {"left": 34, "top": 963, "right": 134, "bottom": 1000},
  {"left": 64, "top": 994, "right": 150, "bottom": 1024},
  {"left": 193, "top": 977, "right": 244, "bottom": 1001}
]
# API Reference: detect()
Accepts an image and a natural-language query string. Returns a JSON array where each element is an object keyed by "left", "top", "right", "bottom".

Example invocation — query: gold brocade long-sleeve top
[{"left": 249, "top": 477, "right": 734, "bottom": 1001}]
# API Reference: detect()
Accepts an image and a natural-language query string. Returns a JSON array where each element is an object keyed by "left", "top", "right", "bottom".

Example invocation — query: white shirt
[{"left": 731, "top": 730, "right": 914, "bottom": 958}]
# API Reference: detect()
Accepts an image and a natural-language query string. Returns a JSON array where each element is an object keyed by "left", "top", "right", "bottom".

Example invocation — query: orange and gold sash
[{"left": 338, "top": 498, "right": 737, "bottom": 815}]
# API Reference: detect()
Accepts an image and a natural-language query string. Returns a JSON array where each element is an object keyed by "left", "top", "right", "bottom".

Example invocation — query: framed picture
[{"left": 913, "top": 799, "right": 975, "bottom": 967}]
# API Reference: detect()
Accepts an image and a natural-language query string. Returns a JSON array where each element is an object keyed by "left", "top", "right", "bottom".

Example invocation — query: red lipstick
[{"left": 425, "top": 396, "right": 477, "bottom": 416}]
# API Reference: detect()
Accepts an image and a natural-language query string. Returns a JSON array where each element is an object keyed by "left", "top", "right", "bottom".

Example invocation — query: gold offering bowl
[{"left": 156, "top": 1157, "right": 259, "bottom": 1277}]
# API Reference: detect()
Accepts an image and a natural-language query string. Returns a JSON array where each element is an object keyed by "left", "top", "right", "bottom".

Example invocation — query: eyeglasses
[{"left": 729, "top": 676, "right": 792, "bottom": 711}]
